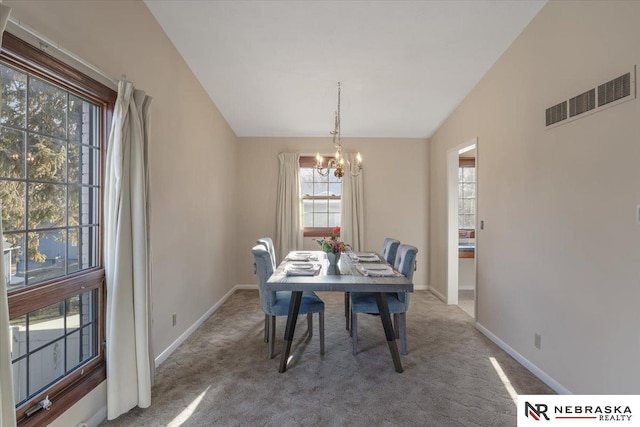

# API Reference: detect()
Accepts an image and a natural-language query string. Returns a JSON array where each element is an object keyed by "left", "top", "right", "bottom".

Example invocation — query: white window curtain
[
  {"left": 104, "top": 80, "right": 154, "bottom": 420},
  {"left": 275, "top": 153, "right": 303, "bottom": 260},
  {"left": 340, "top": 153, "right": 364, "bottom": 251},
  {"left": 0, "top": 5, "right": 17, "bottom": 426}
]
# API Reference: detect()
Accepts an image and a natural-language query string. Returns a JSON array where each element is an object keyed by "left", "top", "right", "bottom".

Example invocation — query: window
[
  {"left": 299, "top": 156, "right": 341, "bottom": 237},
  {"left": 458, "top": 157, "right": 475, "bottom": 259},
  {"left": 1, "top": 33, "right": 115, "bottom": 426}
]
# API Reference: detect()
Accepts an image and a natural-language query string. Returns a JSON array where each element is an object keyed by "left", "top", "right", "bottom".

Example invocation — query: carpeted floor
[{"left": 101, "top": 290, "right": 553, "bottom": 427}]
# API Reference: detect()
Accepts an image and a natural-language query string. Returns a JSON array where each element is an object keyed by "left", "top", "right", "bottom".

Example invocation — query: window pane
[
  {"left": 79, "top": 324, "right": 97, "bottom": 364},
  {"left": 80, "top": 290, "right": 96, "bottom": 327},
  {"left": 328, "top": 199, "right": 340, "bottom": 213},
  {"left": 28, "top": 183, "right": 66, "bottom": 229},
  {"left": 80, "top": 145, "right": 99, "bottom": 186},
  {"left": 68, "top": 226, "right": 98, "bottom": 272},
  {"left": 4, "top": 233, "right": 25, "bottom": 289},
  {"left": 314, "top": 199, "right": 328, "bottom": 212},
  {"left": 463, "top": 167, "right": 475, "bottom": 182},
  {"left": 329, "top": 182, "right": 341, "bottom": 196},
  {"left": 465, "top": 199, "right": 476, "bottom": 215},
  {"left": 303, "top": 212, "right": 312, "bottom": 228},
  {"left": 458, "top": 198, "right": 464, "bottom": 214},
  {"left": 26, "top": 229, "right": 67, "bottom": 285},
  {"left": 328, "top": 213, "right": 340, "bottom": 227},
  {"left": 0, "top": 180, "right": 26, "bottom": 231},
  {"left": 27, "top": 134, "right": 67, "bottom": 182},
  {"left": 12, "top": 357, "right": 27, "bottom": 405},
  {"left": 313, "top": 213, "right": 328, "bottom": 227},
  {"left": 28, "top": 77, "right": 67, "bottom": 139},
  {"left": 28, "top": 339, "right": 65, "bottom": 396},
  {"left": 10, "top": 315, "right": 27, "bottom": 359},
  {"left": 0, "top": 64, "right": 27, "bottom": 128},
  {"left": 68, "top": 94, "right": 97, "bottom": 145},
  {"left": 0, "top": 127, "right": 25, "bottom": 179},
  {"left": 463, "top": 183, "right": 475, "bottom": 198},
  {"left": 28, "top": 301, "right": 66, "bottom": 348},
  {"left": 68, "top": 186, "right": 98, "bottom": 228}
]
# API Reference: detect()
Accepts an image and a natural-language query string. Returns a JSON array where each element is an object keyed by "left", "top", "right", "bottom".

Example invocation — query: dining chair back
[
  {"left": 256, "top": 237, "right": 277, "bottom": 271},
  {"left": 252, "top": 245, "right": 325, "bottom": 358},
  {"left": 381, "top": 238, "right": 400, "bottom": 265}
]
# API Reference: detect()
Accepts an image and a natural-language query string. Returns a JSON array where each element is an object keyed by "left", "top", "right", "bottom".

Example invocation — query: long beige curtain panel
[
  {"left": 341, "top": 153, "right": 364, "bottom": 251},
  {"left": 104, "top": 80, "right": 154, "bottom": 420},
  {"left": 275, "top": 153, "right": 303, "bottom": 260}
]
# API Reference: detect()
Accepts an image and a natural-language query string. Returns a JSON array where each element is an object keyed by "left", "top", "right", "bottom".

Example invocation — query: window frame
[
  {"left": 1, "top": 32, "right": 115, "bottom": 426},
  {"left": 299, "top": 156, "right": 341, "bottom": 237}
]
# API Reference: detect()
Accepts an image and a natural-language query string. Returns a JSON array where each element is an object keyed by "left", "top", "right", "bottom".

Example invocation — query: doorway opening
[{"left": 446, "top": 138, "right": 477, "bottom": 318}]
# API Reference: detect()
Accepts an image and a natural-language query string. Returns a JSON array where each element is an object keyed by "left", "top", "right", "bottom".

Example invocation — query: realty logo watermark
[{"left": 518, "top": 395, "right": 640, "bottom": 426}]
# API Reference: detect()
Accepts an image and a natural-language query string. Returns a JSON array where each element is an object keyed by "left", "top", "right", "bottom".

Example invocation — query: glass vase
[{"left": 326, "top": 252, "right": 341, "bottom": 275}]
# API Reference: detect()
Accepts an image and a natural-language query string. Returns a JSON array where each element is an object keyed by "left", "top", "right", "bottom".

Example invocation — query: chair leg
[
  {"left": 319, "top": 311, "right": 325, "bottom": 355},
  {"left": 344, "top": 292, "right": 350, "bottom": 330},
  {"left": 399, "top": 313, "right": 407, "bottom": 355},
  {"left": 351, "top": 311, "right": 358, "bottom": 355},
  {"left": 307, "top": 313, "right": 313, "bottom": 337},
  {"left": 268, "top": 315, "right": 276, "bottom": 359},
  {"left": 264, "top": 313, "right": 269, "bottom": 343}
]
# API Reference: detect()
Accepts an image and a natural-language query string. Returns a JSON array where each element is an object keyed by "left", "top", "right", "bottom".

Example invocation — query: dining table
[{"left": 267, "top": 250, "right": 413, "bottom": 373}]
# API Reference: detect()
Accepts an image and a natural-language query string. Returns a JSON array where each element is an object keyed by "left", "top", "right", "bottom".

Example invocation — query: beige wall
[
  {"left": 236, "top": 137, "right": 429, "bottom": 289},
  {"left": 4, "top": 0, "right": 238, "bottom": 424},
  {"left": 429, "top": 0, "right": 640, "bottom": 393}
]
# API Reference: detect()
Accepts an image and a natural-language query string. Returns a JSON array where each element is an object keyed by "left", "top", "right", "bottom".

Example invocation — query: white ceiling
[{"left": 145, "top": 1, "right": 546, "bottom": 139}]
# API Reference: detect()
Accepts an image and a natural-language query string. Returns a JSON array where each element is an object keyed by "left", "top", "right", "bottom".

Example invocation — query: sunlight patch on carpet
[
  {"left": 490, "top": 357, "right": 517, "bottom": 404},
  {"left": 167, "top": 386, "right": 211, "bottom": 427}
]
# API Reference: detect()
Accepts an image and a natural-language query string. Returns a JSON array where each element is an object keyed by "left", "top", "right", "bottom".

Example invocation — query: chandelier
[{"left": 315, "top": 82, "right": 362, "bottom": 178}]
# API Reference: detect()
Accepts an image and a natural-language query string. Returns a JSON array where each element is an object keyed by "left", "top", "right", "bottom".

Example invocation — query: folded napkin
[
  {"left": 356, "top": 265, "right": 396, "bottom": 277},
  {"left": 286, "top": 264, "right": 321, "bottom": 276},
  {"left": 350, "top": 252, "right": 380, "bottom": 262},
  {"left": 286, "top": 254, "right": 310, "bottom": 261}
]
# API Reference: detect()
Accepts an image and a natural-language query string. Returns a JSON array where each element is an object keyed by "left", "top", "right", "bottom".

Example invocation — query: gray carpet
[{"left": 102, "top": 290, "right": 553, "bottom": 427}]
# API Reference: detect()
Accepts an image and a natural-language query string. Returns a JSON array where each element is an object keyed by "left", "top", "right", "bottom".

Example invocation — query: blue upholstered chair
[
  {"left": 381, "top": 238, "right": 400, "bottom": 265},
  {"left": 350, "top": 244, "right": 418, "bottom": 356},
  {"left": 256, "top": 237, "right": 277, "bottom": 271},
  {"left": 252, "top": 245, "right": 325, "bottom": 358},
  {"left": 345, "top": 238, "right": 400, "bottom": 331}
]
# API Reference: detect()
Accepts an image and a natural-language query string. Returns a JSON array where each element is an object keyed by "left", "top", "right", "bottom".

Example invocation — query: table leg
[
  {"left": 344, "top": 292, "right": 350, "bottom": 330},
  {"left": 279, "top": 291, "right": 302, "bottom": 373},
  {"left": 374, "top": 292, "right": 403, "bottom": 373}
]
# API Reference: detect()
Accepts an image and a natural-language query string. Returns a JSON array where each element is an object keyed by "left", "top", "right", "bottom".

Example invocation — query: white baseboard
[
  {"left": 154, "top": 284, "right": 249, "bottom": 367},
  {"left": 428, "top": 286, "right": 447, "bottom": 302},
  {"left": 414, "top": 284, "right": 428, "bottom": 291},
  {"left": 475, "top": 322, "right": 571, "bottom": 395},
  {"left": 85, "top": 405, "right": 107, "bottom": 427}
]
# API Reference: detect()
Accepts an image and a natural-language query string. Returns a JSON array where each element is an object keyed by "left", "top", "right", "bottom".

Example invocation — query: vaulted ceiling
[{"left": 145, "top": 1, "right": 546, "bottom": 138}]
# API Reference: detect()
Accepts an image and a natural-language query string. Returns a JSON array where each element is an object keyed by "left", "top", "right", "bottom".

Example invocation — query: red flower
[{"left": 332, "top": 226, "right": 341, "bottom": 236}]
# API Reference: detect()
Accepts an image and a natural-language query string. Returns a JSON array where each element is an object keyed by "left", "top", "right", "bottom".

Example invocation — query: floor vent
[
  {"left": 545, "top": 66, "right": 635, "bottom": 129},
  {"left": 545, "top": 101, "right": 567, "bottom": 126}
]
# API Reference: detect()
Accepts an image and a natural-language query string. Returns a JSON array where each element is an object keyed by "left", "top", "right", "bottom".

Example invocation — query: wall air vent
[
  {"left": 545, "top": 66, "right": 636, "bottom": 129},
  {"left": 569, "top": 89, "right": 596, "bottom": 117},
  {"left": 545, "top": 101, "right": 567, "bottom": 126},
  {"left": 598, "top": 72, "right": 631, "bottom": 107}
]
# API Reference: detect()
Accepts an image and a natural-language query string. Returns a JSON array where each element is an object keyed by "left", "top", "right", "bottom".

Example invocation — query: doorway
[{"left": 446, "top": 138, "right": 477, "bottom": 318}]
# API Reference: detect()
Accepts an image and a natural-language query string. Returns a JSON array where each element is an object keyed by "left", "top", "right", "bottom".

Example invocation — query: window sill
[{"left": 303, "top": 227, "right": 336, "bottom": 238}]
